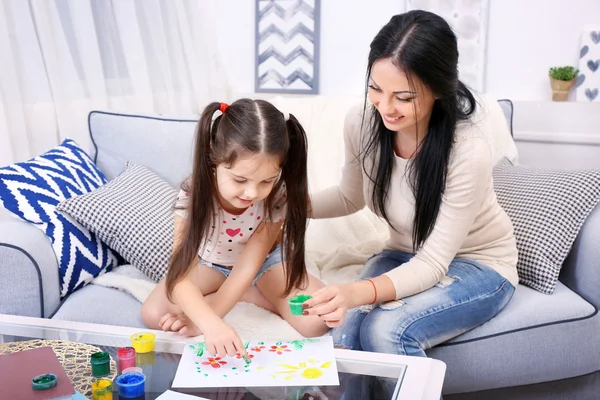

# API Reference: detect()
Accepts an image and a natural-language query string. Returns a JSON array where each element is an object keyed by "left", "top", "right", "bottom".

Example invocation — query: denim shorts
[{"left": 200, "top": 245, "right": 284, "bottom": 285}]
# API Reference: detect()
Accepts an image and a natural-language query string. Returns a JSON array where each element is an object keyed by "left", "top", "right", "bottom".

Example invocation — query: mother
[{"left": 304, "top": 10, "right": 519, "bottom": 357}]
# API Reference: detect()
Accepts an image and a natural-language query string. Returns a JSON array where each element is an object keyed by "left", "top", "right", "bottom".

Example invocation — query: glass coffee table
[{"left": 0, "top": 314, "right": 446, "bottom": 399}]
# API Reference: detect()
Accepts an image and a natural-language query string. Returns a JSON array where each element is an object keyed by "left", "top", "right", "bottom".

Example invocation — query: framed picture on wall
[
  {"left": 576, "top": 27, "right": 600, "bottom": 102},
  {"left": 255, "top": 0, "right": 320, "bottom": 94},
  {"left": 405, "top": 0, "right": 490, "bottom": 92}
]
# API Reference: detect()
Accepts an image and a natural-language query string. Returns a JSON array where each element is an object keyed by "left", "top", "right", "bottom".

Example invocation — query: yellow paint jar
[
  {"left": 91, "top": 378, "right": 113, "bottom": 400},
  {"left": 130, "top": 332, "right": 156, "bottom": 353}
]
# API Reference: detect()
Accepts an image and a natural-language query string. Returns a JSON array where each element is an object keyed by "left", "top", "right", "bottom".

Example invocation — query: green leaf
[{"left": 191, "top": 342, "right": 206, "bottom": 357}]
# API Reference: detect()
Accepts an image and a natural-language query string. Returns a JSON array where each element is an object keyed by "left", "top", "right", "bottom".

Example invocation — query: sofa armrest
[
  {"left": 0, "top": 207, "right": 61, "bottom": 317},
  {"left": 560, "top": 202, "right": 600, "bottom": 309}
]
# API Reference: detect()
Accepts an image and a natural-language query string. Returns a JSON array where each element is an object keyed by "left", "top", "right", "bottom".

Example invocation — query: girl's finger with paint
[{"left": 233, "top": 337, "right": 249, "bottom": 360}]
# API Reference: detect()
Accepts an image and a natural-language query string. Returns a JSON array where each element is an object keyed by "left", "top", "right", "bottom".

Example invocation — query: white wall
[
  {"left": 485, "top": 0, "right": 600, "bottom": 101},
  {"left": 215, "top": 0, "right": 600, "bottom": 101},
  {"left": 512, "top": 101, "right": 600, "bottom": 169}
]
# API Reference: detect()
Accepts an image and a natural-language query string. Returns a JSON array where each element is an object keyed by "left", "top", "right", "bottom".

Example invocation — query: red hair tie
[{"left": 219, "top": 102, "right": 229, "bottom": 113}]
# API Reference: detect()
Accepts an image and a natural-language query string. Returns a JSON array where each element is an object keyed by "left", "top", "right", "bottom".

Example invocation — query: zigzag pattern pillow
[{"left": 0, "top": 139, "right": 121, "bottom": 297}]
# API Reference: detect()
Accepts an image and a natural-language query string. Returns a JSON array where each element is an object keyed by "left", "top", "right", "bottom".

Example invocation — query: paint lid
[
  {"left": 122, "top": 367, "right": 143, "bottom": 374},
  {"left": 32, "top": 373, "right": 57, "bottom": 390}
]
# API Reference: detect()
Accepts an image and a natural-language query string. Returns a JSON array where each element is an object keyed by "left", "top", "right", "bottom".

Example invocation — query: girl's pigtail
[
  {"left": 165, "top": 102, "right": 221, "bottom": 301},
  {"left": 279, "top": 114, "right": 309, "bottom": 296}
]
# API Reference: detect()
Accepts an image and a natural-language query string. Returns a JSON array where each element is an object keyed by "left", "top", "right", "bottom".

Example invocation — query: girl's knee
[
  {"left": 141, "top": 301, "right": 163, "bottom": 329},
  {"left": 293, "top": 321, "right": 330, "bottom": 338}
]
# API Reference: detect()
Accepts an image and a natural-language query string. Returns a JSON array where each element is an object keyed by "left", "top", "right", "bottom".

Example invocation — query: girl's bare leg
[
  {"left": 141, "top": 265, "right": 226, "bottom": 334},
  {"left": 256, "top": 264, "right": 329, "bottom": 337}
]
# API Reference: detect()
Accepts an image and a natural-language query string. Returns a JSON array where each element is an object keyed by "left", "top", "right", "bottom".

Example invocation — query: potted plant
[{"left": 548, "top": 66, "right": 579, "bottom": 101}]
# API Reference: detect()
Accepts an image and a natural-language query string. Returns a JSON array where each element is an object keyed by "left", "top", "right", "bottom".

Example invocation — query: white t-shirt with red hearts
[{"left": 174, "top": 188, "right": 286, "bottom": 266}]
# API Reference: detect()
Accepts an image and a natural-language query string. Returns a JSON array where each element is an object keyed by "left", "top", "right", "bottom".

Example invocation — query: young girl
[{"left": 142, "top": 99, "right": 329, "bottom": 358}]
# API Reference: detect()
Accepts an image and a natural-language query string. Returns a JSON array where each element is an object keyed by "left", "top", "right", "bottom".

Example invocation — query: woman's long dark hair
[
  {"left": 166, "top": 99, "right": 309, "bottom": 300},
  {"left": 363, "top": 10, "right": 476, "bottom": 250}
]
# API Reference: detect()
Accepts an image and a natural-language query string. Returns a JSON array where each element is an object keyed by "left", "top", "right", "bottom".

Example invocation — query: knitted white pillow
[
  {"left": 58, "top": 162, "right": 177, "bottom": 282},
  {"left": 493, "top": 158, "right": 600, "bottom": 294}
]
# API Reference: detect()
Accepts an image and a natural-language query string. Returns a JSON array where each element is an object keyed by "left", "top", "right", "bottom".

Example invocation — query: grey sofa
[{"left": 1, "top": 108, "right": 599, "bottom": 397}]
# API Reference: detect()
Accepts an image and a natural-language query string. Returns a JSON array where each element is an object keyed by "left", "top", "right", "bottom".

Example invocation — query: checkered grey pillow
[
  {"left": 57, "top": 162, "right": 177, "bottom": 282},
  {"left": 493, "top": 158, "right": 600, "bottom": 294}
]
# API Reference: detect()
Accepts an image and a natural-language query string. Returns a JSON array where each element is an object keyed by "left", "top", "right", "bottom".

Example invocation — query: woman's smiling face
[{"left": 367, "top": 57, "right": 436, "bottom": 134}]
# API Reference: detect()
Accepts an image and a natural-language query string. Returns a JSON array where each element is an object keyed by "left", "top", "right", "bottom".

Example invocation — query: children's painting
[{"left": 172, "top": 337, "right": 339, "bottom": 388}]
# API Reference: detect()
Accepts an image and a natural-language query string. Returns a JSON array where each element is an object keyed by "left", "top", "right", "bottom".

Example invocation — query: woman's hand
[
  {"left": 202, "top": 317, "right": 249, "bottom": 360},
  {"left": 301, "top": 285, "right": 353, "bottom": 328}
]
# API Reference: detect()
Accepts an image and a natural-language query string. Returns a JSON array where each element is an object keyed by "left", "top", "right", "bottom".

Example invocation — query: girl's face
[
  {"left": 368, "top": 57, "right": 436, "bottom": 134},
  {"left": 215, "top": 153, "right": 281, "bottom": 213}
]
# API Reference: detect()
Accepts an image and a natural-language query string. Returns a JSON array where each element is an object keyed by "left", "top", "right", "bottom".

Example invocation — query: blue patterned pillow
[{"left": 0, "top": 139, "right": 120, "bottom": 297}]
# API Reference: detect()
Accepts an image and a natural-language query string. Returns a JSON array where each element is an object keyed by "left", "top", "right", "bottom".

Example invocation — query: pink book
[{"left": 0, "top": 346, "right": 76, "bottom": 400}]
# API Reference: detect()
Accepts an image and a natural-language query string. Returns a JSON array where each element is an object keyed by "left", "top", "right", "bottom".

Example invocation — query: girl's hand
[
  {"left": 159, "top": 313, "right": 202, "bottom": 337},
  {"left": 301, "top": 285, "right": 352, "bottom": 328},
  {"left": 202, "top": 317, "right": 249, "bottom": 359}
]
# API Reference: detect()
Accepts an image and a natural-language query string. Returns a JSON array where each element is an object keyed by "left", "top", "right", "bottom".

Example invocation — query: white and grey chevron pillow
[
  {"left": 493, "top": 158, "right": 600, "bottom": 294},
  {"left": 57, "top": 162, "right": 177, "bottom": 282}
]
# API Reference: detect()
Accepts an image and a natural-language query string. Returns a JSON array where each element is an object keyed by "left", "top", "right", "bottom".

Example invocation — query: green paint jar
[
  {"left": 91, "top": 351, "right": 111, "bottom": 377},
  {"left": 289, "top": 294, "right": 312, "bottom": 316}
]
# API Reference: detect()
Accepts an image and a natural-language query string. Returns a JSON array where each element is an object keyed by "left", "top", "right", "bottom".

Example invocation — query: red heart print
[{"left": 226, "top": 228, "right": 241, "bottom": 237}]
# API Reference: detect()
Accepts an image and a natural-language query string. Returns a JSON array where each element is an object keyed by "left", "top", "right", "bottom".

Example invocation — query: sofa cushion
[
  {"left": 57, "top": 162, "right": 177, "bottom": 282},
  {"left": 0, "top": 139, "right": 121, "bottom": 297},
  {"left": 496, "top": 99, "right": 514, "bottom": 138},
  {"left": 428, "top": 282, "right": 598, "bottom": 394},
  {"left": 88, "top": 111, "right": 197, "bottom": 188},
  {"left": 51, "top": 284, "right": 145, "bottom": 328},
  {"left": 493, "top": 158, "right": 600, "bottom": 294}
]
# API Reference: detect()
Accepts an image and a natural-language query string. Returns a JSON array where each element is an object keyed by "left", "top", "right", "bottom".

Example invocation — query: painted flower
[
  {"left": 250, "top": 345, "right": 265, "bottom": 352},
  {"left": 236, "top": 353, "right": 255, "bottom": 360},
  {"left": 202, "top": 357, "right": 227, "bottom": 369},
  {"left": 269, "top": 344, "right": 291, "bottom": 355}
]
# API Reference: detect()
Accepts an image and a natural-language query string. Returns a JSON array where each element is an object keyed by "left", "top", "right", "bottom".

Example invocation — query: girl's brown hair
[{"left": 165, "top": 98, "right": 309, "bottom": 301}]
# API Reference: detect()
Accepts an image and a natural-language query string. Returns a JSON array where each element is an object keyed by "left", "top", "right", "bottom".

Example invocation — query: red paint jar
[{"left": 117, "top": 347, "right": 136, "bottom": 372}]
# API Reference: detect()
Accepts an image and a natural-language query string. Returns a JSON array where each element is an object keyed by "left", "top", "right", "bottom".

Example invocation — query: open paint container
[
  {"left": 117, "top": 347, "right": 136, "bottom": 372},
  {"left": 90, "top": 351, "right": 111, "bottom": 377},
  {"left": 91, "top": 378, "right": 113, "bottom": 400},
  {"left": 115, "top": 371, "right": 146, "bottom": 398},
  {"left": 288, "top": 294, "right": 312, "bottom": 315},
  {"left": 130, "top": 332, "right": 156, "bottom": 353}
]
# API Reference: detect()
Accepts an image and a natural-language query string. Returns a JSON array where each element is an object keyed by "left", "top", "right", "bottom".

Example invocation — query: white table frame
[{"left": 0, "top": 314, "right": 446, "bottom": 399}]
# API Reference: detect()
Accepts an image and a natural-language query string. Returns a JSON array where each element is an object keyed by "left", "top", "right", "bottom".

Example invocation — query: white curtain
[{"left": 0, "top": 0, "right": 230, "bottom": 166}]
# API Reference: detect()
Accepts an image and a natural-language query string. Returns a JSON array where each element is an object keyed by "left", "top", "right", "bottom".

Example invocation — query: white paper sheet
[
  {"left": 156, "top": 390, "right": 209, "bottom": 399},
  {"left": 172, "top": 337, "right": 340, "bottom": 388}
]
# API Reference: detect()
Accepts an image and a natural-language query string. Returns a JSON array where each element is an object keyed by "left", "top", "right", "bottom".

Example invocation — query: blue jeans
[{"left": 333, "top": 249, "right": 515, "bottom": 357}]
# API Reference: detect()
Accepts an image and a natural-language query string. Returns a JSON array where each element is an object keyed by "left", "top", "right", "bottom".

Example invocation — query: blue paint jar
[{"left": 115, "top": 371, "right": 146, "bottom": 398}]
